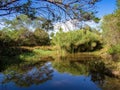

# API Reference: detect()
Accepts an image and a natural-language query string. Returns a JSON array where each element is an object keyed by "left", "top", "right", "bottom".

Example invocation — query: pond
[{"left": 0, "top": 59, "right": 120, "bottom": 90}]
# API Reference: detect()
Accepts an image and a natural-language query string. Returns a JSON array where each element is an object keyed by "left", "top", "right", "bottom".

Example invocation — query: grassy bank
[{"left": 19, "top": 46, "right": 56, "bottom": 61}]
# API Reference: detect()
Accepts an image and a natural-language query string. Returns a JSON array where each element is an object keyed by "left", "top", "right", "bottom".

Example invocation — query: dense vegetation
[
  {"left": 0, "top": 28, "right": 50, "bottom": 46},
  {"left": 52, "top": 28, "right": 102, "bottom": 53},
  {"left": 102, "top": 8, "right": 120, "bottom": 55}
]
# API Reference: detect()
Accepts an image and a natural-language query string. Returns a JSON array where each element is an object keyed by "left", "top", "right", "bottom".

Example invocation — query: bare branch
[
  {"left": 0, "top": 0, "right": 20, "bottom": 8},
  {"left": 0, "top": 0, "right": 100, "bottom": 21}
]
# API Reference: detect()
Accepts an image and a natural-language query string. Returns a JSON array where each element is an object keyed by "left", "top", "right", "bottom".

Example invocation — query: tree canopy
[
  {"left": 116, "top": 0, "right": 120, "bottom": 9},
  {"left": 102, "top": 7, "right": 120, "bottom": 46},
  {"left": 3, "top": 14, "right": 53, "bottom": 31},
  {"left": 0, "top": 0, "right": 100, "bottom": 21}
]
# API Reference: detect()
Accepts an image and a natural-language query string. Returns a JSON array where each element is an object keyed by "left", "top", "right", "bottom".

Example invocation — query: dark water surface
[{"left": 0, "top": 60, "right": 120, "bottom": 90}]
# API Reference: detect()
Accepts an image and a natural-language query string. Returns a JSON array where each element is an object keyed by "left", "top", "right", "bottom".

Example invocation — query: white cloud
[
  {"left": 53, "top": 19, "right": 100, "bottom": 33},
  {"left": 85, "top": 20, "right": 100, "bottom": 29},
  {"left": 0, "top": 22, "right": 5, "bottom": 30},
  {"left": 54, "top": 19, "right": 80, "bottom": 32}
]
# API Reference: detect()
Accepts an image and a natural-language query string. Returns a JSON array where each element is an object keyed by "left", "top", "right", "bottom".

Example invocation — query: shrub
[
  {"left": 107, "top": 44, "right": 120, "bottom": 54},
  {"left": 34, "top": 28, "right": 50, "bottom": 46}
]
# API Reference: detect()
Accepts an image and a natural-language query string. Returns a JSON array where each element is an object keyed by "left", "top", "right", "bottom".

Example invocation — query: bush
[
  {"left": 51, "top": 29, "right": 103, "bottom": 53},
  {"left": 34, "top": 28, "right": 50, "bottom": 46},
  {"left": 107, "top": 44, "right": 120, "bottom": 54}
]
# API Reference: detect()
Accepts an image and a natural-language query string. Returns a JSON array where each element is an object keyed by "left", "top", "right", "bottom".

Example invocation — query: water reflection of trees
[
  {"left": 1, "top": 62, "right": 53, "bottom": 87},
  {"left": 88, "top": 60, "right": 120, "bottom": 89},
  {"left": 101, "top": 77, "right": 120, "bottom": 90},
  {"left": 1, "top": 60, "right": 119, "bottom": 90},
  {"left": 52, "top": 61, "right": 89, "bottom": 76},
  {"left": 88, "top": 61, "right": 106, "bottom": 86},
  {"left": 52, "top": 60, "right": 107, "bottom": 86},
  {"left": 0, "top": 47, "right": 34, "bottom": 72}
]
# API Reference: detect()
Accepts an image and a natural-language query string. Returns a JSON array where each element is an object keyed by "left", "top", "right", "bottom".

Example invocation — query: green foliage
[
  {"left": 0, "top": 29, "right": 16, "bottom": 46},
  {"left": 3, "top": 14, "right": 53, "bottom": 31},
  {"left": 107, "top": 44, "right": 120, "bottom": 54},
  {"left": 93, "top": 17, "right": 100, "bottom": 23},
  {"left": 0, "top": 14, "right": 51, "bottom": 46},
  {"left": 101, "top": 10, "right": 120, "bottom": 46},
  {"left": 41, "top": 20, "right": 53, "bottom": 31},
  {"left": 34, "top": 28, "right": 50, "bottom": 46},
  {"left": 0, "top": 28, "right": 50, "bottom": 46},
  {"left": 52, "top": 61, "right": 88, "bottom": 75},
  {"left": 33, "top": 49, "right": 53, "bottom": 56},
  {"left": 116, "top": 0, "right": 120, "bottom": 9},
  {"left": 52, "top": 29, "right": 102, "bottom": 53}
]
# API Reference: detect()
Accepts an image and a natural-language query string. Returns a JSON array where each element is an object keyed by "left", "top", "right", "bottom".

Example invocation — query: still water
[{"left": 0, "top": 60, "right": 120, "bottom": 90}]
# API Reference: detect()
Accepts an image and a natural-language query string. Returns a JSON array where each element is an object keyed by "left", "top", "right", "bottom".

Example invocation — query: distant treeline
[{"left": 0, "top": 28, "right": 50, "bottom": 47}]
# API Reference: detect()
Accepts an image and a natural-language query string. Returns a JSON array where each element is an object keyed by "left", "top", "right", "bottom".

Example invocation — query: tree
[
  {"left": 0, "top": 0, "right": 101, "bottom": 21},
  {"left": 16, "top": 28, "right": 36, "bottom": 46},
  {"left": 52, "top": 29, "right": 102, "bottom": 53},
  {"left": 34, "top": 28, "right": 50, "bottom": 45},
  {"left": 116, "top": 0, "right": 120, "bottom": 9},
  {"left": 0, "top": 14, "right": 52, "bottom": 46},
  {"left": 3, "top": 14, "right": 54, "bottom": 31},
  {"left": 101, "top": 10, "right": 120, "bottom": 46}
]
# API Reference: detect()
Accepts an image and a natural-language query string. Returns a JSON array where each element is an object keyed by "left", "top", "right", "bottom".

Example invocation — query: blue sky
[{"left": 96, "top": 0, "right": 116, "bottom": 18}]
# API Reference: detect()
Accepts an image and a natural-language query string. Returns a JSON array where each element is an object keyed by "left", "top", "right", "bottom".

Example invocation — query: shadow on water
[{"left": 0, "top": 47, "right": 35, "bottom": 72}]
